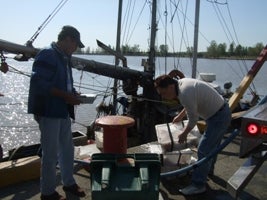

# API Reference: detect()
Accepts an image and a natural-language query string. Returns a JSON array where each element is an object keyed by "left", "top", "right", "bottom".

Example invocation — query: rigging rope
[
  {"left": 160, "top": 0, "right": 193, "bottom": 73},
  {"left": 121, "top": 0, "right": 132, "bottom": 48},
  {"left": 125, "top": 0, "right": 147, "bottom": 46},
  {"left": 7, "top": 65, "right": 31, "bottom": 77},
  {"left": 208, "top": 0, "right": 257, "bottom": 95},
  {"left": 121, "top": 0, "right": 147, "bottom": 50},
  {"left": 125, "top": 0, "right": 136, "bottom": 45},
  {"left": 26, "top": 0, "right": 69, "bottom": 46}
]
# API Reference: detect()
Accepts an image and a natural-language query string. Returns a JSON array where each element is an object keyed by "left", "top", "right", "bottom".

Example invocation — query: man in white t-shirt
[{"left": 155, "top": 75, "right": 231, "bottom": 195}]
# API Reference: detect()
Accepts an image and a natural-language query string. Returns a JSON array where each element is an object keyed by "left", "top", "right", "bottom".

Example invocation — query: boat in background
[{"left": 0, "top": 131, "right": 88, "bottom": 162}]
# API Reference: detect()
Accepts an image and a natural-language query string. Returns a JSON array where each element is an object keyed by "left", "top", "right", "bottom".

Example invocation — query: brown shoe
[
  {"left": 41, "top": 191, "right": 66, "bottom": 200},
  {"left": 63, "top": 184, "right": 85, "bottom": 197}
]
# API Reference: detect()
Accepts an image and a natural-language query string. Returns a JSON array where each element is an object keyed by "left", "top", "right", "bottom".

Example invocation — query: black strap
[{"left": 166, "top": 123, "right": 174, "bottom": 152}]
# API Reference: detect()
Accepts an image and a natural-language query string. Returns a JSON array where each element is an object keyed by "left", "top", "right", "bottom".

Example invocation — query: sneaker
[
  {"left": 40, "top": 191, "right": 66, "bottom": 200},
  {"left": 63, "top": 184, "right": 85, "bottom": 197},
  {"left": 179, "top": 184, "right": 206, "bottom": 195}
]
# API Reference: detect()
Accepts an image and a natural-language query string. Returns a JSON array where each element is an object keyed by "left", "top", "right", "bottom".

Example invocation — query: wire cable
[{"left": 26, "top": 0, "right": 69, "bottom": 46}]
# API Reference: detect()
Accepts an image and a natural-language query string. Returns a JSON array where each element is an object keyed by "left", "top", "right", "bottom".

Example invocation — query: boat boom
[
  {"left": 0, "top": 39, "right": 39, "bottom": 58},
  {"left": 72, "top": 56, "right": 153, "bottom": 86},
  {"left": 0, "top": 39, "right": 153, "bottom": 87}
]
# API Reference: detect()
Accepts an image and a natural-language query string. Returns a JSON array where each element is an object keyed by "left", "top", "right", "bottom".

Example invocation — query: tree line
[
  {"left": 204, "top": 41, "right": 264, "bottom": 59},
  {"left": 75, "top": 41, "right": 265, "bottom": 59}
]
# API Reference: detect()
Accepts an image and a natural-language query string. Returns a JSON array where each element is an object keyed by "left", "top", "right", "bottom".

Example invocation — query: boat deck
[{"left": 0, "top": 133, "right": 266, "bottom": 200}]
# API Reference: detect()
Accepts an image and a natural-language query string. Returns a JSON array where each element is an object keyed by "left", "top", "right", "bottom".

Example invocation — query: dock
[{"left": 0, "top": 132, "right": 266, "bottom": 200}]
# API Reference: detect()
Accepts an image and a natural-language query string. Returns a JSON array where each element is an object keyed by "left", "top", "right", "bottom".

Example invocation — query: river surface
[{"left": 0, "top": 55, "right": 266, "bottom": 155}]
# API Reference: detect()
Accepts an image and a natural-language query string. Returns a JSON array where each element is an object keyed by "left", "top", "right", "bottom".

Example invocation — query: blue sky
[{"left": 0, "top": 0, "right": 266, "bottom": 52}]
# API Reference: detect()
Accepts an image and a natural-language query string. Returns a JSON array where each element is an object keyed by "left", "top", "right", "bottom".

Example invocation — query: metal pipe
[{"left": 192, "top": 0, "right": 200, "bottom": 78}]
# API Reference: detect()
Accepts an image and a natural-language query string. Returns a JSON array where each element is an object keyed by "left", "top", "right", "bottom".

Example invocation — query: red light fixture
[{"left": 246, "top": 123, "right": 259, "bottom": 135}]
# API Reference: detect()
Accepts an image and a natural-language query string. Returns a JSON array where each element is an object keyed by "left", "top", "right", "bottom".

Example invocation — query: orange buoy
[{"left": 95, "top": 115, "right": 135, "bottom": 154}]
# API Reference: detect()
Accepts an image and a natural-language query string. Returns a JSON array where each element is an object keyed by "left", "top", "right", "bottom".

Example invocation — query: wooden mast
[
  {"left": 111, "top": 0, "right": 123, "bottom": 114},
  {"left": 147, "top": 0, "right": 157, "bottom": 76}
]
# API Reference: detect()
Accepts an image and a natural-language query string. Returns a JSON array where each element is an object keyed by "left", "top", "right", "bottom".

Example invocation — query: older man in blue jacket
[{"left": 28, "top": 25, "right": 85, "bottom": 200}]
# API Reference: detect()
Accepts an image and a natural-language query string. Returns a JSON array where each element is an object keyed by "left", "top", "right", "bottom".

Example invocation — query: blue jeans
[
  {"left": 191, "top": 103, "right": 231, "bottom": 186},
  {"left": 38, "top": 116, "right": 76, "bottom": 195}
]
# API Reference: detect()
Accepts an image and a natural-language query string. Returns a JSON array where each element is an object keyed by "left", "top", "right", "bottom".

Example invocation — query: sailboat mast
[
  {"left": 112, "top": 0, "right": 123, "bottom": 114},
  {"left": 192, "top": 0, "right": 200, "bottom": 78},
  {"left": 147, "top": 0, "right": 157, "bottom": 76}
]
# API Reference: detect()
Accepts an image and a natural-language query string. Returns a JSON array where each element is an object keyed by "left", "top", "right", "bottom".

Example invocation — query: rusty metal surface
[{"left": 95, "top": 115, "right": 135, "bottom": 128}]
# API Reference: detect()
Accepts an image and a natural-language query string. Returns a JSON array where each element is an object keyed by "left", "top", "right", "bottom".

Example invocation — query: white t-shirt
[{"left": 178, "top": 78, "right": 225, "bottom": 128}]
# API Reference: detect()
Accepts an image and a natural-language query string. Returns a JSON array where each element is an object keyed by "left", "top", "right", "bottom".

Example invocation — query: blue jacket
[{"left": 28, "top": 42, "right": 76, "bottom": 119}]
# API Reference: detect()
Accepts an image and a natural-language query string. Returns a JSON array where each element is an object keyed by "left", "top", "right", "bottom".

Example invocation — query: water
[{"left": 0, "top": 55, "right": 266, "bottom": 156}]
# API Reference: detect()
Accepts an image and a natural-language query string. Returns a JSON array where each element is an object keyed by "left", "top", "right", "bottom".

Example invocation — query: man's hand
[
  {"left": 50, "top": 88, "right": 81, "bottom": 105},
  {"left": 64, "top": 93, "right": 82, "bottom": 105}
]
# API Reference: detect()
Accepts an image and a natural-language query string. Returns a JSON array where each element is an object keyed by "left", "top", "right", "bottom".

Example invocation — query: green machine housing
[{"left": 90, "top": 153, "right": 161, "bottom": 200}]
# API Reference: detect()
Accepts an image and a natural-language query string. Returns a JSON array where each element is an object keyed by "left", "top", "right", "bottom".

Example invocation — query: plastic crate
[{"left": 90, "top": 153, "right": 161, "bottom": 200}]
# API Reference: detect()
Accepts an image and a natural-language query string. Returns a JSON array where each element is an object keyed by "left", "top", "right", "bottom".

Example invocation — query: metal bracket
[{"left": 227, "top": 151, "right": 267, "bottom": 199}]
